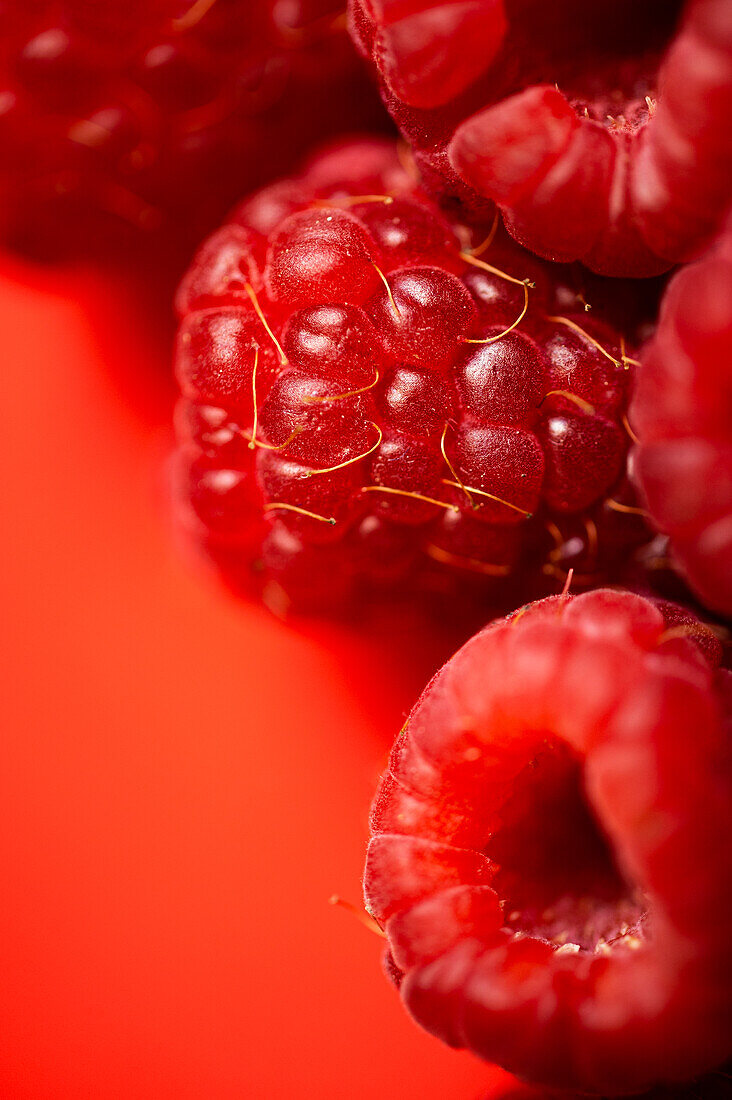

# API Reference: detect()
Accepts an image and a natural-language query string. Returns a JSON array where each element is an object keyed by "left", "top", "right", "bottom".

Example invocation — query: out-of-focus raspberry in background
[{"left": 0, "top": 252, "right": 513, "bottom": 1097}]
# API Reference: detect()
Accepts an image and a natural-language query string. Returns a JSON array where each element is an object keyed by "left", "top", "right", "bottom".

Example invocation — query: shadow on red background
[{"left": 0, "top": 253, "right": 515, "bottom": 1098}]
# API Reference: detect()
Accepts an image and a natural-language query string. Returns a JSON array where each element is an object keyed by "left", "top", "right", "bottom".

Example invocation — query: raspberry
[
  {"left": 0, "top": 1, "right": 382, "bottom": 255},
  {"left": 349, "top": 0, "right": 732, "bottom": 277},
  {"left": 363, "top": 588, "right": 732, "bottom": 1095},
  {"left": 173, "top": 139, "right": 656, "bottom": 614},
  {"left": 630, "top": 218, "right": 732, "bottom": 617}
]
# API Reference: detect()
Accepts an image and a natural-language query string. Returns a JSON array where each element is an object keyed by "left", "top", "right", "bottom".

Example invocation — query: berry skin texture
[
  {"left": 0, "top": 1, "right": 382, "bottom": 255},
  {"left": 630, "top": 219, "right": 732, "bottom": 617},
  {"left": 363, "top": 589, "right": 732, "bottom": 1095},
  {"left": 348, "top": 0, "right": 732, "bottom": 276},
  {"left": 174, "top": 139, "right": 654, "bottom": 614}
]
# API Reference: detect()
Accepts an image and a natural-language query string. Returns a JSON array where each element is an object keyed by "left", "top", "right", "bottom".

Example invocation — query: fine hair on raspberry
[{"left": 173, "top": 138, "right": 656, "bottom": 616}]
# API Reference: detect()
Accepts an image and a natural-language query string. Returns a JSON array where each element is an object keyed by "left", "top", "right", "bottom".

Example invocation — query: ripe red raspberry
[
  {"left": 364, "top": 588, "right": 732, "bottom": 1095},
  {"left": 348, "top": 0, "right": 732, "bottom": 277},
  {"left": 630, "top": 218, "right": 732, "bottom": 617},
  {"left": 0, "top": 1, "right": 382, "bottom": 255},
  {"left": 173, "top": 139, "right": 656, "bottom": 614}
]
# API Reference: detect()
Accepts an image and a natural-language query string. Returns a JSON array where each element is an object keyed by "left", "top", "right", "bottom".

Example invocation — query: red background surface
[{"left": 0, "top": 252, "right": 514, "bottom": 1098}]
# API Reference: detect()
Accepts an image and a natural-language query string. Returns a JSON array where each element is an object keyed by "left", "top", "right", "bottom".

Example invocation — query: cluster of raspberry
[{"left": 4, "top": 3, "right": 731, "bottom": 1096}]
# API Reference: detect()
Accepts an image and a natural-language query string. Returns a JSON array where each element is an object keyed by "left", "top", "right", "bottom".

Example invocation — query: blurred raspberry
[
  {"left": 494, "top": 1064, "right": 732, "bottom": 1098},
  {"left": 0, "top": 0, "right": 385, "bottom": 256},
  {"left": 631, "top": 216, "right": 732, "bottom": 617},
  {"left": 364, "top": 588, "right": 732, "bottom": 1094},
  {"left": 348, "top": 0, "right": 732, "bottom": 277}
]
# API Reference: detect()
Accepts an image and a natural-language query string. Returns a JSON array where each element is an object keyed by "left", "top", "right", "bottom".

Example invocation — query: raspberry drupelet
[
  {"left": 173, "top": 139, "right": 655, "bottom": 615},
  {"left": 364, "top": 588, "right": 732, "bottom": 1095},
  {"left": 348, "top": 0, "right": 732, "bottom": 277},
  {"left": 0, "top": 1, "right": 382, "bottom": 255},
  {"left": 630, "top": 219, "right": 732, "bottom": 618}
]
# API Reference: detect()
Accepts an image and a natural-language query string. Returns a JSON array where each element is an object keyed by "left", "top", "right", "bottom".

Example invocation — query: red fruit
[
  {"left": 364, "top": 588, "right": 732, "bottom": 1094},
  {"left": 630, "top": 218, "right": 732, "bottom": 616},
  {"left": 173, "top": 139, "right": 656, "bottom": 614},
  {"left": 0, "top": 0, "right": 383, "bottom": 256},
  {"left": 349, "top": 0, "right": 732, "bottom": 276}
]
